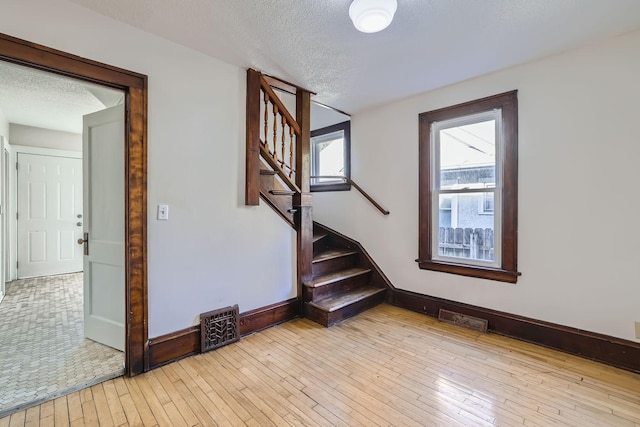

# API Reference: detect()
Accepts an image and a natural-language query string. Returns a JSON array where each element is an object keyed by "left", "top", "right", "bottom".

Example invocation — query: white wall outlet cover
[{"left": 157, "top": 204, "right": 169, "bottom": 220}]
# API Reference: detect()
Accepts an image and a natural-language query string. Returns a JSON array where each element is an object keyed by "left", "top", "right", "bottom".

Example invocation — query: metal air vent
[
  {"left": 200, "top": 305, "right": 240, "bottom": 353},
  {"left": 438, "top": 309, "right": 488, "bottom": 333}
]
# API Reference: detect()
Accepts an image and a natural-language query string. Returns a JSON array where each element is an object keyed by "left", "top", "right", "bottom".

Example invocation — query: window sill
[
  {"left": 416, "top": 259, "right": 519, "bottom": 283},
  {"left": 311, "top": 183, "right": 351, "bottom": 192}
]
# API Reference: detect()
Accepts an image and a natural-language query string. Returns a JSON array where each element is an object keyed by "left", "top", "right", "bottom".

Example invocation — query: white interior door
[
  {"left": 83, "top": 104, "right": 125, "bottom": 351},
  {"left": 3, "top": 146, "right": 10, "bottom": 285},
  {"left": 0, "top": 137, "right": 5, "bottom": 303},
  {"left": 17, "top": 152, "right": 83, "bottom": 278}
]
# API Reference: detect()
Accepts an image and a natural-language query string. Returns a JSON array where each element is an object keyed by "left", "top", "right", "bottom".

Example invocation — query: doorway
[
  {"left": 0, "top": 34, "right": 148, "bottom": 376},
  {"left": 0, "top": 62, "right": 131, "bottom": 415}
]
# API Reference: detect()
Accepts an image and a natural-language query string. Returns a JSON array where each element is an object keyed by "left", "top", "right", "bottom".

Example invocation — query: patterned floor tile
[{"left": 0, "top": 273, "right": 123, "bottom": 416}]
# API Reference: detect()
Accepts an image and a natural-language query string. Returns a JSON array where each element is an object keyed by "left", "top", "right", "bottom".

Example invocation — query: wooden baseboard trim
[
  {"left": 147, "top": 297, "right": 299, "bottom": 370},
  {"left": 239, "top": 297, "right": 300, "bottom": 335},
  {"left": 147, "top": 326, "right": 200, "bottom": 369},
  {"left": 391, "top": 289, "right": 640, "bottom": 374}
]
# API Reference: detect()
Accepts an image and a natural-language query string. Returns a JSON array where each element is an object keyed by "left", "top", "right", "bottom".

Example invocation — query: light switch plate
[
  {"left": 635, "top": 322, "right": 640, "bottom": 339},
  {"left": 157, "top": 204, "right": 169, "bottom": 220}
]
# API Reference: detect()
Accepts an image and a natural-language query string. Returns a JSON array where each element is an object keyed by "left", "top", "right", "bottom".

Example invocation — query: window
[
  {"left": 418, "top": 91, "right": 519, "bottom": 283},
  {"left": 480, "top": 187, "right": 494, "bottom": 214},
  {"left": 310, "top": 121, "right": 350, "bottom": 191}
]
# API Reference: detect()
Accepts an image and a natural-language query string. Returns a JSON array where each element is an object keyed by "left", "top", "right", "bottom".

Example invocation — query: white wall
[
  {"left": 311, "top": 103, "right": 349, "bottom": 131},
  {"left": 0, "top": 112, "right": 9, "bottom": 288},
  {"left": 0, "top": 0, "right": 296, "bottom": 337},
  {"left": 9, "top": 124, "right": 82, "bottom": 151},
  {"left": 0, "top": 110, "right": 9, "bottom": 139},
  {"left": 0, "top": 109, "right": 8, "bottom": 140},
  {"left": 315, "top": 30, "right": 640, "bottom": 342}
]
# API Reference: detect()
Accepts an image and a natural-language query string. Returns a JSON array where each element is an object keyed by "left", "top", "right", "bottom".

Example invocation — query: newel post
[
  {"left": 245, "top": 69, "right": 261, "bottom": 206},
  {"left": 294, "top": 89, "right": 313, "bottom": 300}
]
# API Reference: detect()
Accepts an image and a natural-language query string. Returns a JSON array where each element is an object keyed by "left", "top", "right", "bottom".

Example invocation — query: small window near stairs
[{"left": 311, "top": 121, "right": 351, "bottom": 192}]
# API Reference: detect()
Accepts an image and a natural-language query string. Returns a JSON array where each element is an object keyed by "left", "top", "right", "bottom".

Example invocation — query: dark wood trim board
[
  {"left": 148, "top": 298, "right": 300, "bottom": 369},
  {"left": 147, "top": 326, "right": 200, "bottom": 370},
  {"left": 391, "top": 289, "right": 640, "bottom": 374}
]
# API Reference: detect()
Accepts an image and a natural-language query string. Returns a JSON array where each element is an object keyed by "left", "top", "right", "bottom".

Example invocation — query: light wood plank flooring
[{"left": 2, "top": 304, "right": 639, "bottom": 426}]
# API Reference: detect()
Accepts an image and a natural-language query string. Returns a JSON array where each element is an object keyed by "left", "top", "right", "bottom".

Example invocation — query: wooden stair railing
[{"left": 246, "top": 69, "right": 314, "bottom": 304}]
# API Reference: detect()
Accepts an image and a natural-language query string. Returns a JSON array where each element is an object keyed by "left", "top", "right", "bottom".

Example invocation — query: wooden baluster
[
  {"left": 263, "top": 91, "right": 269, "bottom": 151},
  {"left": 289, "top": 126, "right": 295, "bottom": 178},
  {"left": 272, "top": 104, "right": 278, "bottom": 162},
  {"left": 281, "top": 115, "right": 286, "bottom": 169}
]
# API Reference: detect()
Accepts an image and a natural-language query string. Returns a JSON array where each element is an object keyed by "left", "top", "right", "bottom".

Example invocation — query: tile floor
[{"left": 0, "top": 273, "right": 124, "bottom": 417}]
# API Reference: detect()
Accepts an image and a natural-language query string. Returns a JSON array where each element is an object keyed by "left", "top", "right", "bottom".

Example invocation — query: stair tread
[
  {"left": 313, "top": 232, "right": 328, "bottom": 243},
  {"left": 308, "top": 286, "right": 385, "bottom": 313},
  {"left": 312, "top": 248, "right": 358, "bottom": 263},
  {"left": 260, "top": 169, "right": 278, "bottom": 175},
  {"left": 304, "top": 267, "right": 371, "bottom": 288},
  {"left": 269, "top": 189, "right": 295, "bottom": 196}
]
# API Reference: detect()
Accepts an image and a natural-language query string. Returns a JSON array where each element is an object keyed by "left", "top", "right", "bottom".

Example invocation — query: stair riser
[
  {"left": 303, "top": 303, "right": 329, "bottom": 327},
  {"left": 303, "top": 290, "right": 386, "bottom": 327},
  {"left": 312, "top": 239, "right": 329, "bottom": 256},
  {"left": 312, "top": 253, "right": 358, "bottom": 276},
  {"left": 260, "top": 170, "right": 295, "bottom": 225},
  {"left": 259, "top": 173, "right": 275, "bottom": 190},
  {"left": 325, "top": 290, "right": 386, "bottom": 327},
  {"left": 304, "top": 274, "right": 370, "bottom": 302}
]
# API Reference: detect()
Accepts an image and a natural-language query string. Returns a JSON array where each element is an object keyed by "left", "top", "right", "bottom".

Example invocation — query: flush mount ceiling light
[{"left": 349, "top": 0, "right": 398, "bottom": 33}]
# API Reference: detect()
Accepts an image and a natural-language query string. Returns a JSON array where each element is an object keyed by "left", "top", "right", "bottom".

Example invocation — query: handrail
[
  {"left": 260, "top": 76, "right": 301, "bottom": 135},
  {"left": 310, "top": 176, "right": 390, "bottom": 215}
]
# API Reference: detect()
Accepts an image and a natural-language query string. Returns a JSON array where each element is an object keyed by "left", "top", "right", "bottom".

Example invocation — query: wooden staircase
[
  {"left": 246, "top": 69, "right": 390, "bottom": 327},
  {"left": 259, "top": 167, "right": 296, "bottom": 226},
  {"left": 304, "top": 223, "right": 388, "bottom": 326}
]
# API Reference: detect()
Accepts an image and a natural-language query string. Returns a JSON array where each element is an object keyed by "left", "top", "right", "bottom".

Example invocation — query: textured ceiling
[
  {"left": 68, "top": 0, "right": 640, "bottom": 113},
  {"left": 0, "top": 61, "right": 123, "bottom": 134},
  {"left": 3, "top": 1, "right": 640, "bottom": 132}
]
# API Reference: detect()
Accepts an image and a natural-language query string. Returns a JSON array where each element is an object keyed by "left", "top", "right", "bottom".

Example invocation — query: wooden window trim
[
  {"left": 417, "top": 91, "right": 519, "bottom": 283},
  {"left": 0, "top": 32, "right": 149, "bottom": 374},
  {"left": 310, "top": 121, "right": 351, "bottom": 192}
]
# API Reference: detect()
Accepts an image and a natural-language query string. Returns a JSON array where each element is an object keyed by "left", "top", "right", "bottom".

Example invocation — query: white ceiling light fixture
[{"left": 349, "top": 0, "right": 398, "bottom": 33}]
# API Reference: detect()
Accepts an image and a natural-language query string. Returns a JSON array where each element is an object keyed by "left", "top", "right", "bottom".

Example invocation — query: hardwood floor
[{"left": 2, "top": 304, "right": 639, "bottom": 426}]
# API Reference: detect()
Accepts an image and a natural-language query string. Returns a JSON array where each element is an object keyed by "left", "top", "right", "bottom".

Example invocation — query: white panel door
[
  {"left": 83, "top": 105, "right": 125, "bottom": 351},
  {"left": 0, "top": 137, "right": 5, "bottom": 303},
  {"left": 17, "top": 153, "right": 83, "bottom": 278}
]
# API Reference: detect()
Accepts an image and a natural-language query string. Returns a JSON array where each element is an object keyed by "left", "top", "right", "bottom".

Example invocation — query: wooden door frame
[{"left": 0, "top": 33, "right": 148, "bottom": 376}]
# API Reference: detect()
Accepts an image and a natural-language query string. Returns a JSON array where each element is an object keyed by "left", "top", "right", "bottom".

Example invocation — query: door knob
[{"left": 78, "top": 232, "right": 89, "bottom": 255}]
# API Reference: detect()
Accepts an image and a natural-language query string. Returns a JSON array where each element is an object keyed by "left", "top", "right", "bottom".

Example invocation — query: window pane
[
  {"left": 313, "top": 133, "right": 345, "bottom": 183},
  {"left": 436, "top": 192, "right": 495, "bottom": 262},
  {"left": 482, "top": 192, "right": 494, "bottom": 213},
  {"left": 439, "top": 194, "right": 453, "bottom": 228},
  {"left": 439, "top": 120, "right": 496, "bottom": 190}
]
